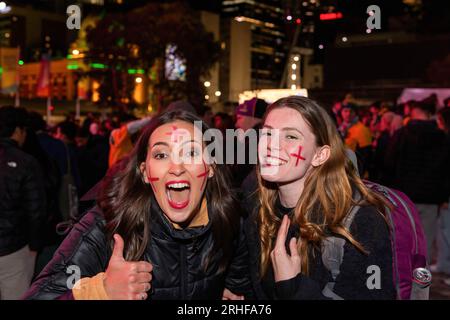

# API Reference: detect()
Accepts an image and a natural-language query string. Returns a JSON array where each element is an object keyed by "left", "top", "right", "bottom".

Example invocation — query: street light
[
  {"left": 0, "top": 2, "right": 6, "bottom": 11},
  {"left": 204, "top": 81, "right": 211, "bottom": 87},
  {"left": 135, "top": 77, "right": 143, "bottom": 83},
  {"left": 72, "top": 49, "right": 80, "bottom": 55},
  {"left": 215, "top": 91, "right": 221, "bottom": 97}
]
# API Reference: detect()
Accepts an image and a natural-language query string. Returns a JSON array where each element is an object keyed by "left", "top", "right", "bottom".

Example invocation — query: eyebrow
[
  {"left": 180, "top": 139, "right": 202, "bottom": 147},
  {"left": 262, "top": 125, "right": 304, "bottom": 136},
  {"left": 150, "top": 141, "right": 169, "bottom": 149},
  {"left": 150, "top": 139, "right": 202, "bottom": 149}
]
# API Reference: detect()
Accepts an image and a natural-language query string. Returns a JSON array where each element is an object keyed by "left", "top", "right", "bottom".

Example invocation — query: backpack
[{"left": 321, "top": 180, "right": 429, "bottom": 300}]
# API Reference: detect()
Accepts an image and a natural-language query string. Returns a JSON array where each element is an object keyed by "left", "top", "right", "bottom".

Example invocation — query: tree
[{"left": 85, "top": 1, "right": 220, "bottom": 111}]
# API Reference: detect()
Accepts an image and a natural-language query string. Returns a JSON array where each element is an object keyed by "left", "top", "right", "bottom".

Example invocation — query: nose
[{"left": 168, "top": 159, "right": 186, "bottom": 176}]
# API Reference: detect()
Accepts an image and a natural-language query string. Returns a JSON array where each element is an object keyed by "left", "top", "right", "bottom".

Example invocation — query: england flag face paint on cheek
[
  {"left": 290, "top": 146, "right": 306, "bottom": 167},
  {"left": 196, "top": 160, "right": 209, "bottom": 190}
]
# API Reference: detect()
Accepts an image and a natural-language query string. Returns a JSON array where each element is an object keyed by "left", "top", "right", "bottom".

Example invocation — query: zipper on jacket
[{"left": 180, "top": 244, "right": 187, "bottom": 299}]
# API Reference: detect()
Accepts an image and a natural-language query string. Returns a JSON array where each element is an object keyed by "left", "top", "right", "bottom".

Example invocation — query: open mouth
[
  {"left": 262, "top": 156, "right": 288, "bottom": 167},
  {"left": 165, "top": 180, "right": 190, "bottom": 209}
]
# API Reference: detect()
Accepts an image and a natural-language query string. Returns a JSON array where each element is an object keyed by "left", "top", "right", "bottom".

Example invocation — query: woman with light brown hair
[{"left": 241, "top": 96, "right": 395, "bottom": 299}]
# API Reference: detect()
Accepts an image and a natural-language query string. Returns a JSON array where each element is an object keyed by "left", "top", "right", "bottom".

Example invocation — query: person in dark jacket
[
  {"left": 0, "top": 106, "right": 46, "bottom": 300},
  {"left": 384, "top": 102, "right": 450, "bottom": 264},
  {"left": 24, "top": 110, "right": 252, "bottom": 300},
  {"left": 236, "top": 96, "right": 395, "bottom": 300}
]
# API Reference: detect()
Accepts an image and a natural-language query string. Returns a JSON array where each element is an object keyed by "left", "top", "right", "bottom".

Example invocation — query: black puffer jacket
[
  {"left": 23, "top": 197, "right": 253, "bottom": 300},
  {"left": 0, "top": 138, "right": 46, "bottom": 256}
]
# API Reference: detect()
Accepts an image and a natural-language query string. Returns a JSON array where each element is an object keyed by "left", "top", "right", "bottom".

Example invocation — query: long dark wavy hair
[{"left": 98, "top": 110, "right": 241, "bottom": 272}]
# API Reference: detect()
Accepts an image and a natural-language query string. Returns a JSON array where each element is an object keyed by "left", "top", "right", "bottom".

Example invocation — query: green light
[
  {"left": 0, "top": 67, "right": 3, "bottom": 75},
  {"left": 128, "top": 69, "right": 136, "bottom": 74},
  {"left": 18, "top": 60, "right": 24, "bottom": 65},
  {"left": 137, "top": 69, "right": 145, "bottom": 74},
  {"left": 91, "top": 63, "right": 106, "bottom": 69},
  {"left": 67, "top": 64, "right": 79, "bottom": 70},
  {"left": 67, "top": 54, "right": 73, "bottom": 59}
]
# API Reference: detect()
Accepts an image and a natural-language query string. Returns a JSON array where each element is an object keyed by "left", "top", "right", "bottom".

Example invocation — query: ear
[
  {"left": 140, "top": 162, "right": 149, "bottom": 183},
  {"left": 208, "top": 164, "right": 215, "bottom": 178},
  {"left": 311, "top": 145, "right": 330, "bottom": 167}
]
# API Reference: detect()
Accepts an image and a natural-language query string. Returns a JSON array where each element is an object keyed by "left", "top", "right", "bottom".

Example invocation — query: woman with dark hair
[
  {"left": 240, "top": 96, "right": 395, "bottom": 300},
  {"left": 24, "top": 110, "right": 252, "bottom": 300}
]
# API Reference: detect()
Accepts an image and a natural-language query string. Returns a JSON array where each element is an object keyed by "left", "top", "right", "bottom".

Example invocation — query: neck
[{"left": 277, "top": 177, "right": 305, "bottom": 208}]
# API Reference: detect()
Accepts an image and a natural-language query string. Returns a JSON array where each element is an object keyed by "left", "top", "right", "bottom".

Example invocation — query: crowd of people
[{"left": 0, "top": 92, "right": 449, "bottom": 300}]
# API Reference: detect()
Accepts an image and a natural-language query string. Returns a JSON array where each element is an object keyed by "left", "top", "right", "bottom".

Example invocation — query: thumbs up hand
[
  {"left": 104, "top": 234, "right": 153, "bottom": 300},
  {"left": 271, "top": 215, "right": 301, "bottom": 282}
]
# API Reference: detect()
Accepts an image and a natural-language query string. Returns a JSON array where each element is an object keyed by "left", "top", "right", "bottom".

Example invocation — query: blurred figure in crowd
[
  {"left": 385, "top": 102, "right": 450, "bottom": 264},
  {"left": 338, "top": 103, "right": 372, "bottom": 175},
  {"left": 370, "top": 111, "right": 403, "bottom": 184},
  {"left": 433, "top": 107, "right": 450, "bottom": 285},
  {"left": 0, "top": 106, "right": 46, "bottom": 299}
]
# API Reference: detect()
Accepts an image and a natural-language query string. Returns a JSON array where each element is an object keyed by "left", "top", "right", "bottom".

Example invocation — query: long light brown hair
[{"left": 258, "top": 96, "right": 389, "bottom": 276}]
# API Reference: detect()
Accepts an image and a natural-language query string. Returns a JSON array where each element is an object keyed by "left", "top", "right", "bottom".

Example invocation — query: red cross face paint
[
  {"left": 141, "top": 120, "right": 211, "bottom": 227},
  {"left": 258, "top": 107, "right": 317, "bottom": 184}
]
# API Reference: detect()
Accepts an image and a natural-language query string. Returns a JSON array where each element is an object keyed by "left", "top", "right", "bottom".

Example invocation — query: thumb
[{"left": 111, "top": 234, "right": 125, "bottom": 260}]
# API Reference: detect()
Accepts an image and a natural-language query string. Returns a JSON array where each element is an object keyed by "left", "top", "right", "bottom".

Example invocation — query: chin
[{"left": 164, "top": 208, "right": 192, "bottom": 225}]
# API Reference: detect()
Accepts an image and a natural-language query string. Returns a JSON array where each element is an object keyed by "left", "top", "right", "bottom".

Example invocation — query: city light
[
  {"left": 72, "top": 49, "right": 80, "bottom": 55},
  {"left": 366, "top": 29, "right": 372, "bottom": 34},
  {"left": 291, "top": 84, "right": 297, "bottom": 90},
  {"left": 135, "top": 77, "right": 143, "bottom": 83},
  {"left": 296, "top": 18, "right": 301, "bottom": 24},
  {"left": 205, "top": 95, "right": 209, "bottom": 100},
  {"left": 342, "top": 37, "right": 348, "bottom": 42},
  {"left": 291, "top": 74, "right": 297, "bottom": 80},
  {"left": 293, "top": 56, "right": 299, "bottom": 62},
  {"left": 18, "top": 60, "right": 24, "bottom": 66},
  {"left": 91, "top": 63, "right": 106, "bottom": 69},
  {"left": 204, "top": 81, "right": 211, "bottom": 87},
  {"left": 291, "top": 63, "right": 297, "bottom": 70},
  {"left": 215, "top": 91, "right": 221, "bottom": 97},
  {"left": 286, "top": 15, "right": 292, "bottom": 21},
  {"left": 0, "top": 1, "right": 11, "bottom": 13},
  {"left": 318, "top": 44, "right": 324, "bottom": 49},
  {"left": 319, "top": 12, "right": 343, "bottom": 21}
]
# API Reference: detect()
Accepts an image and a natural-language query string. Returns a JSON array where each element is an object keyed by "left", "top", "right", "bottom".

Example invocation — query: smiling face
[
  {"left": 258, "top": 107, "right": 319, "bottom": 184},
  {"left": 140, "top": 120, "right": 212, "bottom": 227}
]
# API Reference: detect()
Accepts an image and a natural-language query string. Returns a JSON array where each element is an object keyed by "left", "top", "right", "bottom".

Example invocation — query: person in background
[
  {"left": 370, "top": 111, "right": 403, "bottom": 184},
  {"left": 0, "top": 106, "right": 46, "bottom": 299},
  {"left": 338, "top": 104, "right": 372, "bottom": 175},
  {"left": 385, "top": 102, "right": 450, "bottom": 265},
  {"left": 199, "top": 105, "right": 214, "bottom": 128},
  {"left": 432, "top": 107, "right": 450, "bottom": 286}
]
